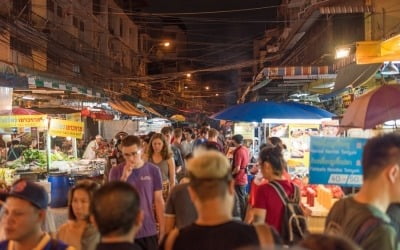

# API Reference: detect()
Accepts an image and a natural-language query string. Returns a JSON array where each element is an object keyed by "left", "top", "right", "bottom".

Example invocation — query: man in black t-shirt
[
  {"left": 163, "top": 151, "right": 279, "bottom": 250},
  {"left": 93, "top": 182, "right": 143, "bottom": 250}
]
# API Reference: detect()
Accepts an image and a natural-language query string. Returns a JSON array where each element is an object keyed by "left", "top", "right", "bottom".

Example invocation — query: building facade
[{"left": 0, "top": 0, "right": 145, "bottom": 97}]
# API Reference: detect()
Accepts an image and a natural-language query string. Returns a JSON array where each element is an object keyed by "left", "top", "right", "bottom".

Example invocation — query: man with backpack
[
  {"left": 163, "top": 151, "right": 279, "bottom": 250},
  {"left": 325, "top": 133, "right": 400, "bottom": 250},
  {"left": 252, "top": 146, "right": 307, "bottom": 245}
]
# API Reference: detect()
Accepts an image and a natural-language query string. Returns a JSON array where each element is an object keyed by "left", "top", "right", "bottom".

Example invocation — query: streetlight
[
  {"left": 335, "top": 47, "right": 351, "bottom": 59},
  {"left": 215, "top": 93, "right": 219, "bottom": 96},
  {"left": 147, "top": 41, "right": 171, "bottom": 56},
  {"left": 205, "top": 86, "right": 210, "bottom": 90},
  {"left": 186, "top": 73, "right": 191, "bottom": 78}
]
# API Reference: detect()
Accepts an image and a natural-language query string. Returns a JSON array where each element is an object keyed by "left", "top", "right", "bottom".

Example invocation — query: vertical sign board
[{"left": 309, "top": 137, "right": 367, "bottom": 187}]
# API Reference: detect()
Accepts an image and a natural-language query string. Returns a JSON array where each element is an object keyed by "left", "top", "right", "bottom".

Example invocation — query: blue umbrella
[
  {"left": 285, "top": 101, "right": 335, "bottom": 118},
  {"left": 210, "top": 101, "right": 335, "bottom": 122}
]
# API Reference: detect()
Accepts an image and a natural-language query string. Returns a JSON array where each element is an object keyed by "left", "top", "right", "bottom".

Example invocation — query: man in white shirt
[{"left": 83, "top": 135, "right": 102, "bottom": 160}]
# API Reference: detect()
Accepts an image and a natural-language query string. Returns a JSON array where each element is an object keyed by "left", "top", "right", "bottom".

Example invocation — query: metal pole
[
  {"left": 72, "top": 138, "right": 78, "bottom": 158},
  {"left": 46, "top": 133, "right": 51, "bottom": 173}
]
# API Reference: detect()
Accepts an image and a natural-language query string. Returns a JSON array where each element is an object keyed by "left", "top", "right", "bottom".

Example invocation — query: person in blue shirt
[{"left": 192, "top": 128, "right": 209, "bottom": 150}]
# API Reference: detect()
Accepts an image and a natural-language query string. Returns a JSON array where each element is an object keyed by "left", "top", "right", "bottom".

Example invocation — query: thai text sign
[
  {"left": 0, "top": 115, "right": 47, "bottom": 128},
  {"left": 234, "top": 123, "right": 254, "bottom": 140},
  {"left": 49, "top": 119, "right": 83, "bottom": 139},
  {"left": 309, "top": 137, "right": 367, "bottom": 187}
]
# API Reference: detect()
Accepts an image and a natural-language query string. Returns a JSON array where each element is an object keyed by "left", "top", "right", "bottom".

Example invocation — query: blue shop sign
[{"left": 309, "top": 137, "right": 367, "bottom": 187}]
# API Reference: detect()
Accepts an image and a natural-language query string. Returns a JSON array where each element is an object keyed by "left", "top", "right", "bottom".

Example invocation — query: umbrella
[
  {"left": 0, "top": 107, "right": 42, "bottom": 115},
  {"left": 341, "top": 84, "right": 400, "bottom": 129},
  {"left": 210, "top": 101, "right": 334, "bottom": 122},
  {"left": 170, "top": 114, "right": 186, "bottom": 122}
]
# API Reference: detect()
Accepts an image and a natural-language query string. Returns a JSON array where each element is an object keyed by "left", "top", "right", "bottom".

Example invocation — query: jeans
[{"left": 235, "top": 185, "right": 248, "bottom": 220}]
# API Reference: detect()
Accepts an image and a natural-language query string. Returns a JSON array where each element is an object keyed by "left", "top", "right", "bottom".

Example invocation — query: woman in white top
[{"left": 57, "top": 180, "right": 100, "bottom": 250}]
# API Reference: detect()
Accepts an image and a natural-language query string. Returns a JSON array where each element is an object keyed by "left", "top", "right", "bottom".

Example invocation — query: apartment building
[
  {"left": 0, "top": 0, "right": 145, "bottom": 96},
  {"left": 247, "top": 0, "right": 400, "bottom": 105}
]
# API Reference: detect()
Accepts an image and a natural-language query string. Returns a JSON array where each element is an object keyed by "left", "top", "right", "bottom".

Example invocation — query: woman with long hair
[
  {"left": 57, "top": 180, "right": 100, "bottom": 250},
  {"left": 146, "top": 133, "right": 176, "bottom": 200}
]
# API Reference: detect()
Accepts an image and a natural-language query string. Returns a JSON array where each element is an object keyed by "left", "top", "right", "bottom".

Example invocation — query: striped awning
[
  {"left": 108, "top": 100, "right": 146, "bottom": 117},
  {"left": 28, "top": 77, "right": 106, "bottom": 98},
  {"left": 333, "top": 63, "right": 381, "bottom": 92},
  {"left": 141, "top": 104, "right": 163, "bottom": 117}
]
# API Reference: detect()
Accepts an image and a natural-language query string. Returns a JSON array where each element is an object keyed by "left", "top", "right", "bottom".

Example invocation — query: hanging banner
[
  {"left": 234, "top": 123, "right": 254, "bottom": 140},
  {"left": 287, "top": 124, "right": 320, "bottom": 168},
  {"left": 309, "top": 137, "right": 367, "bottom": 187},
  {"left": 49, "top": 119, "right": 83, "bottom": 139},
  {"left": 65, "top": 112, "right": 81, "bottom": 122},
  {"left": 0, "top": 115, "right": 47, "bottom": 128}
]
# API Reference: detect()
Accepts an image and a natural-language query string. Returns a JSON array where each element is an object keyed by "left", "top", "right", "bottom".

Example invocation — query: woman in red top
[{"left": 252, "top": 146, "right": 297, "bottom": 233}]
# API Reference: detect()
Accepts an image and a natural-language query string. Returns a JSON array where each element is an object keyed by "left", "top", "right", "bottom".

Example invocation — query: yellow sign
[
  {"left": 356, "top": 34, "right": 400, "bottom": 64},
  {"left": 0, "top": 115, "right": 47, "bottom": 128},
  {"left": 49, "top": 119, "right": 83, "bottom": 139},
  {"left": 234, "top": 123, "right": 254, "bottom": 140},
  {"left": 65, "top": 112, "right": 81, "bottom": 122}
]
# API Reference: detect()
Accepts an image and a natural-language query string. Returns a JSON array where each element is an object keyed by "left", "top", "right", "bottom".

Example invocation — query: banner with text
[
  {"left": 234, "top": 123, "right": 254, "bottom": 140},
  {"left": 309, "top": 137, "right": 367, "bottom": 187},
  {"left": 0, "top": 115, "right": 47, "bottom": 128},
  {"left": 49, "top": 119, "right": 84, "bottom": 139}
]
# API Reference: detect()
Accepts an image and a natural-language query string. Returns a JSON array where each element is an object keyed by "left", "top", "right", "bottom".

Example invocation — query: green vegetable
[{"left": 22, "top": 149, "right": 47, "bottom": 168}]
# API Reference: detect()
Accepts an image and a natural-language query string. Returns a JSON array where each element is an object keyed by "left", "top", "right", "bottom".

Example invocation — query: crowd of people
[{"left": 0, "top": 125, "right": 400, "bottom": 250}]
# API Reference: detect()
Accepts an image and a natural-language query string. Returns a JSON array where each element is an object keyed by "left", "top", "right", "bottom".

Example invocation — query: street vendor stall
[
  {"left": 47, "top": 117, "right": 106, "bottom": 207},
  {"left": 211, "top": 101, "right": 340, "bottom": 233},
  {"left": 0, "top": 109, "right": 48, "bottom": 184}
]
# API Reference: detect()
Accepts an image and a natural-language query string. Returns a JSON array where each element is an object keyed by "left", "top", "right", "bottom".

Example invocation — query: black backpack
[{"left": 269, "top": 181, "right": 308, "bottom": 245}]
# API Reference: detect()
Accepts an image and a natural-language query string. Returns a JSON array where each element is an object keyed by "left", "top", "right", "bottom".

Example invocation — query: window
[
  {"left": 93, "top": 0, "right": 101, "bottom": 15},
  {"left": 120, "top": 19, "right": 123, "bottom": 37},
  {"left": 10, "top": 36, "right": 32, "bottom": 56},
  {"left": 47, "top": 0, "right": 54, "bottom": 12},
  {"left": 79, "top": 21, "right": 84, "bottom": 32},
  {"left": 57, "top": 6, "right": 63, "bottom": 17},
  {"left": 12, "top": 0, "right": 31, "bottom": 20},
  {"left": 47, "top": 51, "right": 60, "bottom": 66},
  {"left": 73, "top": 16, "right": 78, "bottom": 28},
  {"left": 108, "top": 8, "right": 114, "bottom": 34}
]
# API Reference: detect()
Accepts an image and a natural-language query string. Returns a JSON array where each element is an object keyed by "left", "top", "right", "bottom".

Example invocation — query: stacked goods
[
  {"left": 317, "top": 185, "right": 333, "bottom": 210},
  {"left": 306, "top": 187, "right": 316, "bottom": 207}
]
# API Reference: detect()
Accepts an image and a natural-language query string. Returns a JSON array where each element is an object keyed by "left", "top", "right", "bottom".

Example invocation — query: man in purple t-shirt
[{"left": 109, "top": 135, "right": 165, "bottom": 250}]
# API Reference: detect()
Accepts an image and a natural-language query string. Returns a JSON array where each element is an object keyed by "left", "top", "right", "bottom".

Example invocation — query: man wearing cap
[
  {"left": 83, "top": 135, "right": 102, "bottom": 160},
  {"left": 231, "top": 134, "right": 249, "bottom": 220},
  {"left": 163, "top": 151, "right": 278, "bottom": 250},
  {"left": 0, "top": 179, "right": 73, "bottom": 250}
]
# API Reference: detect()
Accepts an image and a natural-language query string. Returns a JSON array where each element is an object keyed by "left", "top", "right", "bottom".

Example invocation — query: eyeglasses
[{"left": 123, "top": 151, "right": 140, "bottom": 158}]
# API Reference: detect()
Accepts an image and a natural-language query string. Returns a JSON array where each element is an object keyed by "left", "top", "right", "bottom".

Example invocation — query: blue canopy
[{"left": 210, "top": 101, "right": 335, "bottom": 122}]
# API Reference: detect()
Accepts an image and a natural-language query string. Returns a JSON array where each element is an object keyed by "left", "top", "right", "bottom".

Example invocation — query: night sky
[
  {"left": 140, "top": 1, "right": 281, "bottom": 107},
  {"left": 143, "top": 0, "right": 281, "bottom": 64}
]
